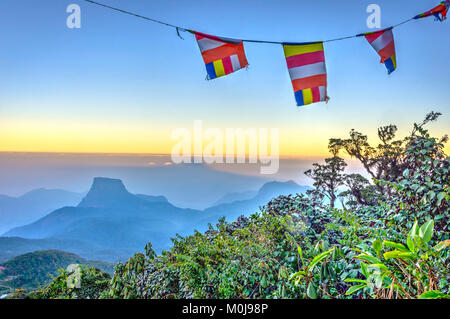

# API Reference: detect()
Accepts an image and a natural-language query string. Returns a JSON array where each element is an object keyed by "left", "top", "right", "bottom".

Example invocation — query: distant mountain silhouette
[
  {"left": 200, "top": 180, "right": 311, "bottom": 224},
  {"left": 3, "top": 178, "right": 309, "bottom": 262},
  {"left": 0, "top": 236, "right": 127, "bottom": 263},
  {"left": 213, "top": 190, "right": 258, "bottom": 206},
  {"left": 4, "top": 178, "right": 204, "bottom": 259},
  {"left": 135, "top": 194, "right": 169, "bottom": 204},
  {"left": 0, "top": 189, "right": 84, "bottom": 234},
  {"left": 78, "top": 177, "right": 161, "bottom": 209},
  {"left": 0, "top": 157, "right": 271, "bottom": 209}
]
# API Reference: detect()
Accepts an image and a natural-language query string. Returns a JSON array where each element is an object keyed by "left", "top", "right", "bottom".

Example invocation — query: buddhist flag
[
  {"left": 414, "top": 1, "right": 450, "bottom": 21},
  {"left": 283, "top": 42, "right": 328, "bottom": 107},
  {"left": 192, "top": 31, "right": 248, "bottom": 80},
  {"left": 363, "top": 28, "right": 397, "bottom": 74}
]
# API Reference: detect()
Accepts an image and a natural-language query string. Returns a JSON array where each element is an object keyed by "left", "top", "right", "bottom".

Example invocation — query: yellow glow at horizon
[{"left": 0, "top": 119, "right": 448, "bottom": 157}]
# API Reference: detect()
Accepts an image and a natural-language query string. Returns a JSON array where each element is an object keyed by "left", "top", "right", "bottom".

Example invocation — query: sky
[{"left": 0, "top": 0, "right": 449, "bottom": 157}]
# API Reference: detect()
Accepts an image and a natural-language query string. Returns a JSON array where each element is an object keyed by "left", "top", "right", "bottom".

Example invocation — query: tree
[
  {"left": 338, "top": 173, "right": 381, "bottom": 209},
  {"left": 305, "top": 155, "right": 347, "bottom": 208},
  {"left": 328, "top": 112, "right": 443, "bottom": 197},
  {"left": 329, "top": 125, "right": 404, "bottom": 195},
  {"left": 380, "top": 112, "right": 449, "bottom": 231}
]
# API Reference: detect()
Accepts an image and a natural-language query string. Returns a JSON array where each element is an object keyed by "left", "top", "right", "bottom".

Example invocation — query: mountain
[
  {"left": 213, "top": 190, "right": 258, "bottom": 206},
  {"left": 257, "top": 180, "right": 307, "bottom": 200},
  {"left": 0, "top": 188, "right": 84, "bottom": 234},
  {"left": 135, "top": 194, "right": 169, "bottom": 204},
  {"left": 0, "top": 250, "right": 113, "bottom": 293},
  {"left": 0, "top": 237, "right": 131, "bottom": 263},
  {"left": 78, "top": 177, "right": 145, "bottom": 208},
  {"left": 77, "top": 177, "right": 169, "bottom": 208},
  {"left": 2, "top": 178, "right": 309, "bottom": 262},
  {"left": 4, "top": 178, "right": 205, "bottom": 258},
  {"left": 200, "top": 180, "right": 311, "bottom": 225},
  {"left": 0, "top": 152, "right": 271, "bottom": 209}
]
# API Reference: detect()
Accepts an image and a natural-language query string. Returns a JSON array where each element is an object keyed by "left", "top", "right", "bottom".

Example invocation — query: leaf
[
  {"left": 382, "top": 241, "right": 408, "bottom": 252},
  {"left": 418, "top": 290, "right": 450, "bottom": 299},
  {"left": 355, "top": 253, "right": 381, "bottom": 265},
  {"left": 345, "top": 284, "right": 366, "bottom": 296},
  {"left": 360, "top": 262, "right": 369, "bottom": 278},
  {"left": 436, "top": 192, "right": 446, "bottom": 205},
  {"left": 403, "top": 169, "right": 411, "bottom": 177},
  {"left": 419, "top": 220, "right": 434, "bottom": 244},
  {"left": 344, "top": 279, "right": 366, "bottom": 284},
  {"left": 383, "top": 250, "right": 415, "bottom": 260},
  {"left": 307, "top": 282, "right": 318, "bottom": 299},
  {"left": 373, "top": 239, "right": 382, "bottom": 255},
  {"left": 309, "top": 247, "right": 335, "bottom": 271},
  {"left": 260, "top": 275, "right": 268, "bottom": 288},
  {"left": 297, "top": 245, "right": 304, "bottom": 266},
  {"left": 433, "top": 240, "right": 450, "bottom": 252},
  {"left": 407, "top": 220, "right": 418, "bottom": 252}
]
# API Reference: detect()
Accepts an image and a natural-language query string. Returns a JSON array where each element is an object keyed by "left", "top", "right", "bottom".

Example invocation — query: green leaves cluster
[{"left": 345, "top": 219, "right": 449, "bottom": 299}]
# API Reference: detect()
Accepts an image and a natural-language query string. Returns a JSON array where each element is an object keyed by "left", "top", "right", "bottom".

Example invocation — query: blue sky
[{"left": 0, "top": 0, "right": 449, "bottom": 155}]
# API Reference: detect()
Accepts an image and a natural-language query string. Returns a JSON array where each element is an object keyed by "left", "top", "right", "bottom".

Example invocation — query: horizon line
[{"left": 0, "top": 151, "right": 334, "bottom": 159}]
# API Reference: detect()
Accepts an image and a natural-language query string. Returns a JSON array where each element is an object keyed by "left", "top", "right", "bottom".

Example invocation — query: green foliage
[
  {"left": 345, "top": 220, "right": 448, "bottom": 298},
  {"left": 0, "top": 250, "right": 113, "bottom": 293},
  {"left": 26, "top": 265, "right": 111, "bottom": 299}
]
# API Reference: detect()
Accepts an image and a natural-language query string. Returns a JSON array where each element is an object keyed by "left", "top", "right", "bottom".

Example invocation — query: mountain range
[
  {"left": 0, "top": 157, "right": 272, "bottom": 209},
  {"left": 0, "top": 189, "right": 84, "bottom": 234},
  {"left": 2, "top": 177, "right": 309, "bottom": 262}
]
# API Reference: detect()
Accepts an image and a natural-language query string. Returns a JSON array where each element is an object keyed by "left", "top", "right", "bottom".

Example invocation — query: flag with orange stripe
[
  {"left": 192, "top": 31, "right": 248, "bottom": 80},
  {"left": 362, "top": 28, "right": 397, "bottom": 74},
  {"left": 414, "top": 1, "right": 450, "bottom": 21},
  {"left": 283, "top": 42, "right": 328, "bottom": 107}
]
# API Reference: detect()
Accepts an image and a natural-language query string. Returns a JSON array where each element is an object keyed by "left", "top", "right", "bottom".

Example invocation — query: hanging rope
[{"left": 80, "top": 0, "right": 415, "bottom": 44}]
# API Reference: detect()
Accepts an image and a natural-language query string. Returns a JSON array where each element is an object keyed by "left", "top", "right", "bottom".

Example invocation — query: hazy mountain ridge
[
  {"left": 212, "top": 190, "right": 258, "bottom": 206},
  {"left": 0, "top": 188, "right": 85, "bottom": 234},
  {"left": 3, "top": 178, "right": 206, "bottom": 257},
  {"left": 201, "top": 180, "right": 311, "bottom": 224},
  {"left": 0, "top": 159, "right": 272, "bottom": 209},
  {"left": 0, "top": 236, "right": 132, "bottom": 263},
  {"left": 2, "top": 177, "right": 309, "bottom": 263}
]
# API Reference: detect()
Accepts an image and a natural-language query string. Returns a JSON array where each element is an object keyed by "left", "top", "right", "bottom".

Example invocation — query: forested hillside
[
  {"left": 23, "top": 112, "right": 450, "bottom": 299},
  {"left": 0, "top": 250, "right": 112, "bottom": 294}
]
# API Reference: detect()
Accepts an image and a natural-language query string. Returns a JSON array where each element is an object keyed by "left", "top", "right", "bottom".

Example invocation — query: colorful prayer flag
[
  {"left": 192, "top": 31, "right": 248, "bottom": 80},
  {"left": 363, "top": 28, "right": 397, "bottom": 74},
  {"left": 414, "top": 1, "right": 450, "bottom": 21},
  {"left": 282, "top": 42, "right": 328, "bottom": 107}
]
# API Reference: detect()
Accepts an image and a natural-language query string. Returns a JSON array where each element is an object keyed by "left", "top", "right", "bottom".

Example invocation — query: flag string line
[{"left": 81, "top": 0, "right": 416, "bottom": 44}]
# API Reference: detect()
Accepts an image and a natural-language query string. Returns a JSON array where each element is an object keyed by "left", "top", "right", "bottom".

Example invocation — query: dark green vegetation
[
  {"left": 25, "top": 265, "right": 111, "bottom": 299},
  {"left": 0, "top": 250, "right": 113, "bottom": 294},
  {"left": 24, "top": 112, "right": 450, "bottom": 299}
]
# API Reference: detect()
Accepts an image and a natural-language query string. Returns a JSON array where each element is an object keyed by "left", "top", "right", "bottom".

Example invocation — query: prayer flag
[
  {"left": 363, "top": 28, "right": 397, "bottom": 74},
  {"left": 192, "top": 31, "right": 248, "bottom": 80},
  {"left": 282, "top": 42, "right": 328, "bottom": 107}
]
